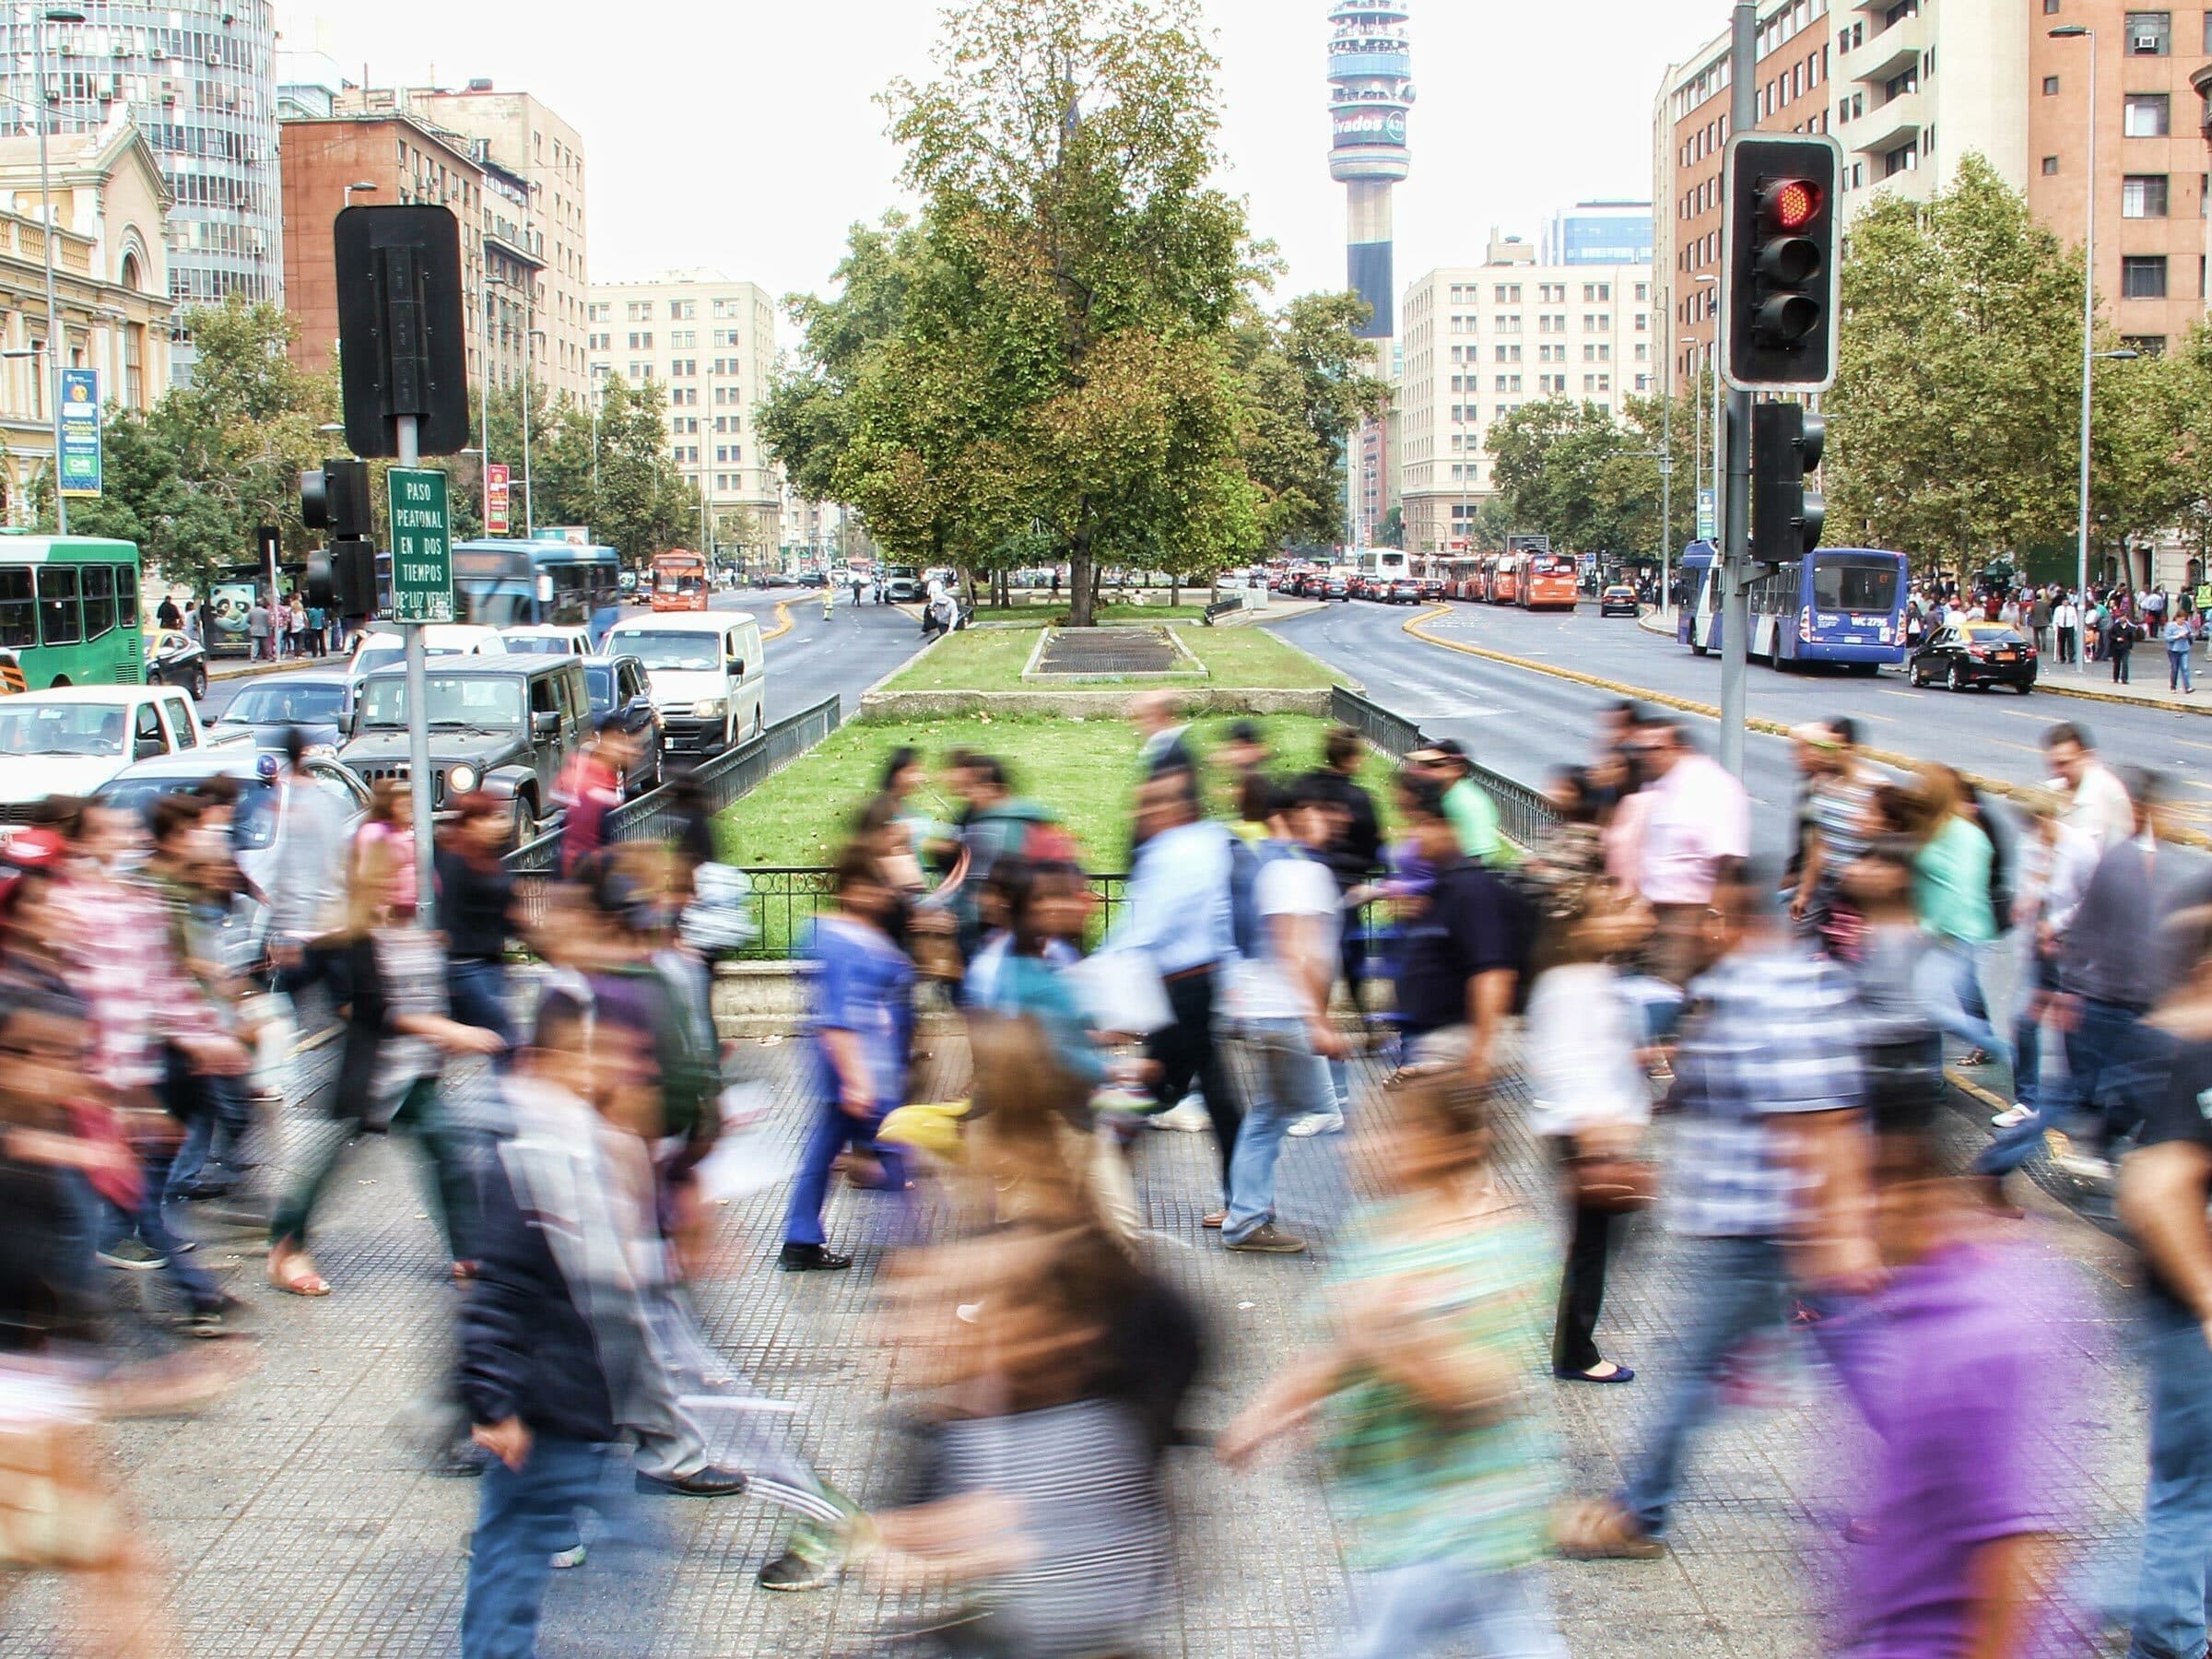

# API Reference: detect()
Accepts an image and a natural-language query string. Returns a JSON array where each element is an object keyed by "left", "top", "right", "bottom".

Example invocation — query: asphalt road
[{"left": 203, "top": 585, "right": 929, "bottom": 728}]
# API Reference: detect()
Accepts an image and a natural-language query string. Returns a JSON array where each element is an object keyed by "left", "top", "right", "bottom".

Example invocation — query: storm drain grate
[{"left": 1030, "top": 627, "right": 1184, "bottom": 675}]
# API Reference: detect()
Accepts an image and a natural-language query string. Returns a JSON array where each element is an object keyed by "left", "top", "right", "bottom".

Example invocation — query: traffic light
[
  {"left": 1720, "top": 133, "right": 1842, "bottom": 392},
  {"left": 1751, "top": 401, "right": 1826, "bottom": 564},
  {"left": 300, "top": 458, "right": 371, "bottom": 539}
]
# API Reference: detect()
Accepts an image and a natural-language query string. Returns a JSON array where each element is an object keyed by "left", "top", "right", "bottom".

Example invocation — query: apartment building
[
  {"left": 587, "top": 271, "right": 781, "bottom": 547},
  {"left": 1397, "top": 240, "right": 1655, "bottom": 554}
]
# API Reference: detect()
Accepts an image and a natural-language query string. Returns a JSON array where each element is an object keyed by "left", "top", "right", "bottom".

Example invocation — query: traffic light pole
[
  {"left": 1719, "top": 0, "right": 1756, "bottom": 781},
  {"left": 398, "top": 412, "right": 438, "bottom": 932}
]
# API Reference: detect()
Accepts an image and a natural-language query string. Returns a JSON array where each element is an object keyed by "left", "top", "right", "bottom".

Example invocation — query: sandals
[
  {"left": 268, "top": 1245, "right": 330, "bottom": 1298},
  {"left": 1554, "top": 1499, "right": 1665, "bottom": 1560}
]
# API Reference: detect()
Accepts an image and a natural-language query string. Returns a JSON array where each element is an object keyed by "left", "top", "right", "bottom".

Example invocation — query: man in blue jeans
[
  {"left": 1559, "top": 867, "right": 1870, "bottom": 1558},
  {"left": 2116, "top": 929, "right": 2212, "bottom": 1659},
  {"left": 1221, "top": 781, "right": 1347, "bottom": 1255}
]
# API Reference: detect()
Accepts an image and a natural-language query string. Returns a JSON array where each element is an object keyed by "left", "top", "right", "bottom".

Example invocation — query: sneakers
[
  {"left": 549, "top": 1543, "right": 589, "bottom": 1570},
  {"left": 1149, "top": 1099, "right": 1210, "bottom": 1133},
  {"left": 778, "top": 1243, "right": 853, "bottom": 1273},
  {"left": 1990, "top": 1103, "right": 2033, "bottom": 1130},
  {"left": 1224, "top": 1222, "right": 1307, "bottom": 1254},
  {"left": 758, "top": 1523, "right": 845, "bottom": 1593},
  {"left": 98, "top": 1239, "right": 169, "bottom": 1272},
  {"left": 1288, "top": 1110, "right": 1345, "bottom": 1138}
]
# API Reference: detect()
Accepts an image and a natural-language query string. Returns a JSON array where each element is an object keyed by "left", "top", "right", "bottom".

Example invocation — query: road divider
[
  {"left": 762, "top": 598, "right": 794, "bottom": 642},
  {"left": 1401, "top": 605, "right": 2212, "bottom": 853}
]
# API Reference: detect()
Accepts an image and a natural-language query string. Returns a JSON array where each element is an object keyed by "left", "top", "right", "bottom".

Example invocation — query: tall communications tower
[{"left": 1326, "top": 2, "right": 1413, "bottom": 341}]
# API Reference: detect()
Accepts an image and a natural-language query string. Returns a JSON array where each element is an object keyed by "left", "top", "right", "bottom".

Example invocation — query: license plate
[{"left": 1995, "top": 651, "right": 2017, "bottom": 661}]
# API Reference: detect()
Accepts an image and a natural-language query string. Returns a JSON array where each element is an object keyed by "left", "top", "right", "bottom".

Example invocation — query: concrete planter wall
[{"left": 856, "top": 687, "right": 1335, "bottom": 721}]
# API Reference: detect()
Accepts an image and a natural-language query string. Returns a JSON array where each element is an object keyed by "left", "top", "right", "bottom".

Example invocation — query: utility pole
[{"left": 1719, "top": 0, "right": 1756, "bottom": 780}]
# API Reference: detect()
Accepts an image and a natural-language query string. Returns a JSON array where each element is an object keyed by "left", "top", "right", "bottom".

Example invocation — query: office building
[
  {"left": 588, "top": 271, "right": 781, "bottom": 550},
  {"left": 338, "top": 83, "right": 589, "bottom": 401},
  {"left": 0, "top": 114, "right": 171, "bottom": 514},
  {"left": 1396, "top": 241, "right": 1655, "bottom": 555},
  {"left": 0, "top": 3, "right": 279, "bottom": 381},
  {"left": 1543, "top": 201, "right": 1656, "bottom": 266}
]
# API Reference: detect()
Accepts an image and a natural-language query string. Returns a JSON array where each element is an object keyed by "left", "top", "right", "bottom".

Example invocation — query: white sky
[{"left": 282, "top": 0, "right": 1724, "bottom": 319}]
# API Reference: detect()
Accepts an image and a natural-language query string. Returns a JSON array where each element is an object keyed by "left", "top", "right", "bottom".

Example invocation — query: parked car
[
  {"left": 340, "top": 656, "right": 590, "bottom": 844},
  {"left": 601, "top": 610, "right": 768, "bottom": 756},
  {"left": 1909, "top": 620, "right": 2037, "bottom": 693},
  {"left": 206, "top": 668, "right": 351, "bottom": 754},
  {"left": 144, "top": 628, "right": 209, "bottom": 700},
  {"left": 1599, "top": 583, "right": 1641, "bottom": 618},
  {"left": 582, "top": 653, "right": 664, "bottom": 795}
]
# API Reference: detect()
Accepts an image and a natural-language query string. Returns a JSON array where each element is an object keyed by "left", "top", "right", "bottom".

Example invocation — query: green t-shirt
[
  {"left": 1443, "top": 777, "right": 1518, "bottom": 867},
  {"left": 1323, "top": 1201, "right": 1557, "bottom": 1573},
  {"left": 1913, "top": 814, "right": 1997, "bottom": 945}
]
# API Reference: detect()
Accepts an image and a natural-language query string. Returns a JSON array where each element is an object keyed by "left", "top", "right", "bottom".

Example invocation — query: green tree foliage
[
  {"left": 1485, "top": 394, "right": 1690, "bottom": 564},
  {"left": 1824, "top": 155, "right": 2081, "bottom": 564},
  {"left": 1228, "top": 291, "right": 1387, "bottom": 548}
]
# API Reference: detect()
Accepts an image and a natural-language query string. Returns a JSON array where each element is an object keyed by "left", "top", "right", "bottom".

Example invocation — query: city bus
[
  {"left": 1481, "top": 553, "right": 1524, "bottom": 605},
  {"left": 450, "top": 537, "right": 622, "bottom": 643},
  {"left": 1518, "top": 547, "right": 1579, "bottom": 611},
  {"left": 649, "top": 547, "right": 711, "bottom": 613},
  {"left": 0, "top": 534, "right": 145, "bottom": 691},
  {"left": 1347, "top": 547, "right": 1412, "bottom": 591},
  {"left": 1681, "top": 542, "right": 1911, "bottom": 670}
]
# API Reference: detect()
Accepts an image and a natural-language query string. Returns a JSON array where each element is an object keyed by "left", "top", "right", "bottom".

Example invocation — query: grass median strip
[{"left": 880, "top": 623, "right": 1344, "bottom": 695}]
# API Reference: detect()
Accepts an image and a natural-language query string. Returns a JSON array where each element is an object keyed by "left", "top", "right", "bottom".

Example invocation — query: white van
[{"left": 601, "top": 610, "right": 765, "bottom": 755}]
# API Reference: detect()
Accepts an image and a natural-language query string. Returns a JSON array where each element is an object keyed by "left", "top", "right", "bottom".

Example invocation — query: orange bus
[
  {"left": 649, "top": 548, "right": 711, "bottom": 612},
  {"left": 1484, "top": 554, "right": 1524, "bottom": 605},
  {"left": 1519, "top": 549, "right": 1579, "bottom": 611}
]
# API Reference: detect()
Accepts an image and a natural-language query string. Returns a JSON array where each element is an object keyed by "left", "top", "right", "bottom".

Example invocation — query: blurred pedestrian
[
  {"left": 1298, "top": 725, "right": 1382, "bottom": 1129},
  {"left": 555, "top": 715, "right": 634, "bottom": 877},
  {"left": 1623, "top": 718, "right": 1750, "bottom": 986},
  {"left": 436, "top": 793, "right": 521, "bottom": 1054},
  {"left": 1390, "top": 774, "right": 1521, "bottom": 1088},
  {"left": 1408, "top": 737, "right": 1516, "bottom": 867},
  {"left": 1897, "top": 765, "right": 2011, "bottom": 1075},
  {"left": 2042, "top": 721, "right": 2136, "bottom": 853},
  {"left": 1128, "top": 689, "right": 1196, "bottom": 782}
]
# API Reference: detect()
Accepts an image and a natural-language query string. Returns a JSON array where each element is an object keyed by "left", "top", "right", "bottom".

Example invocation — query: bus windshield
[
  {"left": 357, "top": 675, "right": 524, "bottom": 730},
  {"left": 1813, "top": 557, "right": 1901, "bottom": 614}
]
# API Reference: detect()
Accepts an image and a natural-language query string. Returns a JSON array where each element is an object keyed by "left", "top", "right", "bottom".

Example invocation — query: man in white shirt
[
  {"left": 1625, "top": 719, "right": 1752, "bottom": 985},
  {"left": 1219, "top": 780, "right": 1346, "bottom": 1254},
  {"left": 2053, "top": 594, "right": 2080, "bottom": 665},
  {"left": 2041, "top": 720, "right": 2135, "bottom": 853}
]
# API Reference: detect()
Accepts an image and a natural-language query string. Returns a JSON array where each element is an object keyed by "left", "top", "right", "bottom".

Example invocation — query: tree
[
  {"left": 1229, "top": 291, "right": 1387, "bottom": 549},
  {"left": 1486, "top": 397, "right": 1666, "bottom": 559},
  {"left": 880, "top": 0, "right": 1263, "bottom": 623},
  {"left": 1824, "top": 155, "right": 2082, "bottom": 567}
]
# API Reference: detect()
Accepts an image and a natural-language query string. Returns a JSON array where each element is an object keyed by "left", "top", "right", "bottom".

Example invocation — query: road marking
[
  {"left": 2173, "top": 739, "right": 2212, "bottom": 754},
  {"left": 1876, "top": 689, "right": 1920, "bottom": 701},
  {"left": 762, "top": 599, "right": 794, "bottom": 642}
]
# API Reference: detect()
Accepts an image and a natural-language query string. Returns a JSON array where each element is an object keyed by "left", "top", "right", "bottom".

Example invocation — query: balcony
[
  {"left": 1838, "top": 6, "right": 1927, "bottom": 90},
  {"left": 1846, "top": 85, "right": 1928, "bottom": 157}
]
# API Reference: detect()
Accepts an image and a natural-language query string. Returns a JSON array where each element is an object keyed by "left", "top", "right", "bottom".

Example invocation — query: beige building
[
  {"left": 1397, "top": 238, "right": 1655, "bottom": 555},
  {"left": 337, "top": 82, "right": 590, "bottom": 402},
  {"left": 587, "top": 271, "right": 781, "bottom": 549},
  {"left": 0, "top": 115, "right": 171, "bottom": 516}
]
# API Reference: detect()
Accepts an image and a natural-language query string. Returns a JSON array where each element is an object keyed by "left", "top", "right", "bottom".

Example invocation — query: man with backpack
[
  {"left": 1391, "top": 773, "right": 1526, "bottom": 1087},
  {"left": 1218, "top": 780, "right": 1346, "bottom": 1254}
]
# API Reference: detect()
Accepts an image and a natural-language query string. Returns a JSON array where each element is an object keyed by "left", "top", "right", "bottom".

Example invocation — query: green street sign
[{"left": 387, "top": 467, "right": 453, "bottom": 622}]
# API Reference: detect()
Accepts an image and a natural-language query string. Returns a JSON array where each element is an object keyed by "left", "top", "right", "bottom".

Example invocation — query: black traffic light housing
[
  {"left": 333, "top": 204, "right": 471, "bottom": 458},
  {"left": 1751, "top": 401, "right": 1827, "bottom": 565},
  {"left": 301, "top": 456, "right": 378, "bottom": 617},
  {"left": 300, "top": 457, "right": 371, "bottom": 539},
  {"left": 1721, "top": 133, "right": 1842, "bottom": 393}
]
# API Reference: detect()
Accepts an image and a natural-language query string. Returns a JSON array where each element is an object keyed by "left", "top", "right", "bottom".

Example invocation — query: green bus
[{"left": 0, "top": 534, "right": 145, "bottom": 693}]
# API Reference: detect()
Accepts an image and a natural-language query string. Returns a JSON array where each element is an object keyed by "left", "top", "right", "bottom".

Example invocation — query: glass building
[{"left": 0, "top": 1, "right": 280, "bottom": 379}]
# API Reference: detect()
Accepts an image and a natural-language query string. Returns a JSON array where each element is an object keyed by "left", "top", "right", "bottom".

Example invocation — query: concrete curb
[
  {"left": 761, "top": 599, "right": 794, "bottom": 643},
  {"left": 858, "top": 686, "right": 1336, "bottom": 722},
  {"left": 208, "top": 656, "right": 306, "bottom": 684},
  {"left": 1399, "top": 606, "right": 2212, "bottom": 853}
]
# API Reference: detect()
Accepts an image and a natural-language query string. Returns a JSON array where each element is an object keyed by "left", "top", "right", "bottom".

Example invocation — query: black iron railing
[
  {"left": 1332, "top": 685, "right": 1558, "bottom": 847},
  {"left": 741, "top": 867, "right": 1133, "bottom": 961}
]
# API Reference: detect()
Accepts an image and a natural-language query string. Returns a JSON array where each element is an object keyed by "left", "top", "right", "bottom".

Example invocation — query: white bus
[{"left": 1347, "top": 547, "right": 1411, "bottom": 584}]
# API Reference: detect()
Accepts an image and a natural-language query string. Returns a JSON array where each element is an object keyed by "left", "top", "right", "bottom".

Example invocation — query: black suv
[{"left": 341, "top": 657, "right": 589, "bottom": 845}]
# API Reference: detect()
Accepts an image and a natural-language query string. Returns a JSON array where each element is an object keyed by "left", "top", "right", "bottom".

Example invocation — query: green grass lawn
[
  {"left": 964, "top": 602, "right": 1213, "bottom": 626},
  {"left": 718, "top": 710, "right": 1397, "bottom": 871},
  {"left": 881, "top": 623, "right": 1344, "bottom": 695}
]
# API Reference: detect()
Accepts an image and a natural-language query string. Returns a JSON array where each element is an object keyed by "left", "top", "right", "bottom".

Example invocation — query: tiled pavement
[{"left": 5, "top": 1032, "right": 2153, "bottom": 1657}]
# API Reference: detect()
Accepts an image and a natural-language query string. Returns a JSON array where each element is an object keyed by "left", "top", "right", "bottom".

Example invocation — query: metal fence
[
  {"left": 746, "top": 867, "right": 1133, "bottom": 961},
  {"left": 1331, "top": 684, "right": 1559, "bottom": 848}
]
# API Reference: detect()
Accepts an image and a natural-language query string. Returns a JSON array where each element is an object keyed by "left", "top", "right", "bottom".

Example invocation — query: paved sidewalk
[{"left": 10, "top": 1036, "right": 2152, "bottom": 1656}]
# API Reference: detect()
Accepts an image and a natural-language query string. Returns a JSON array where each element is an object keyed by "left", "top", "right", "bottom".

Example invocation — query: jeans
[
  {"left": 1339, "top": 1559, "right": 1564, "bottom": 1658},
  {"left": 2173, "top": 646, "right": 2195, "bottom": 693},
  {"left": 2066, "top": 996, "right": 2148, "bottom": 1156},
  {"left": 1619, "top": 1234, "right": 1793, "bottom": 1535},
  {"left": 2115, "top": 643, "right": 2135, "bottom": 683},
  {"left": 1914, "top": 937, "right": 2012, "bottom": 1070},
  {"left": 1146, "top": 967, "right": 1242, "bottom": 1196},
  {"left": 269, "top": 1077, "right": 483, "bottom": 1259},
  {"left": 2130, "top": 1299, "right": 2212, "bottom": 1659},
  {"left": 101, "top": 1144, "right": 225, "bottom": 1314},
  {"left": 781, "top": 1097, "right": 910, "bottom": 1248},
  {"left": 448, "top": 959, "right": 518, "bottom": 1055},
  {"left": 1977, "top": 955, "right": 2063, "bottom": 1178},
  {"left": 164, "top": 1068, "right": 252, "bottom": 1206},
  {"left": 461, "top": 1438, "right": 661, "bottom": 1658},
  {"left": 1222, "top": 1018, "right": 1331, "bottom": 1243}
]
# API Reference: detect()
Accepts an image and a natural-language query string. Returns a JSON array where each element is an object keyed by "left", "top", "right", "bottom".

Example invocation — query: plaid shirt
[
  {"left": 48, "top": 870, "right": 217, "bottom": 1098},
  {"left": 1668, "top": 938, "right": 1865, "bottom": 1239}
]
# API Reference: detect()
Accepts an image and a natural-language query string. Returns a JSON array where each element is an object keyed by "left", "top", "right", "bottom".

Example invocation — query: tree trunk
[
  {"left": 1069, "top": 534, "right": 1096, "bottom": 628},
  {"left": 1170, "top": 574, "right": 1180, "bottom": 607}
]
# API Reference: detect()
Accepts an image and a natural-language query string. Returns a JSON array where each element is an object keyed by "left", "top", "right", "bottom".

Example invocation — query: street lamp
[
  {"left": 2, "top": 343, "right": 41, "bottom": 524},
  {"left": 27, "top": 6, "right": 83, "bottom": 535},
  {"left": 342, "top": 180, "right": 377, "bottom": 208},
  {"left": 2051, "top": 22, "right": 2100, "bottom": 662}
]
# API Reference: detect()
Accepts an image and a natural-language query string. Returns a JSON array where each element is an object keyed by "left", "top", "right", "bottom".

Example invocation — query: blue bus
[
  {"left": 449, "top": 538, "right": 623, "bottom": 642},
  {"left": 1680, "top": 543, "right": 1909, "bottom": 671}
]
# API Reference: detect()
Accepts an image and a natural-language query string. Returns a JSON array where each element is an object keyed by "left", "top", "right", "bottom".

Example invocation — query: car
[
  {"left": 601, "top": 610, "right": 768, "bottom": 756},
  {"left": 1910, "top": 621, "right": 2038, "bottom": 693},
  {"left": 582, "top": 653, "right": 664, "bottom": 795},
  {"left": 1385, "top": 577, "right": 1422, "bottom": 604},
  {"left": 1323, "top": 574, "right": 1349, "bottom": 600},
  {"left": 882, "top": 565, "right": 924, "bottom": 604},
  {"left": 500, "top": 624, "right": 597, "bottom": 658},
  {"left": 206, "top": 668, "right": 351, "bottom": 754},
  {"left": 344, "top": 623, "right": 509, "bottom": 700},
  {"left": 1418, "top": 578, "right": 1445, "bottom": 603},
  {"left": 340, "top": 656, "right": 590, "bottom": 844},
  {"left": 0, "top": 685, "right": 248, "bottom": 818},
  {"left": 143, "top": 628, "right": 209, "bottom": 700},
  {"left": 1599, "top": 584, "right": 1641, "bottom": 618}
]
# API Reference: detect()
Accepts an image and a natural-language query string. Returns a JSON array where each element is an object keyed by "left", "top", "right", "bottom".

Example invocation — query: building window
[
  {"left": 2043, "top": 0, "right": 2060, "bottom": 12},
  {"left": 2121, "top": 334, "right": 2168, "bottom": 355},
  {"left": 2123, "top": 174, "right": 2171, "bottom": 217},
  {"left": 2043, "top": 75, "right": 2061, "bottom": 94},
  {"left": 124, "top": 324, "right": 144, "bottom": 410},
  {"left": 2121, "top": 253, "right": 2169, "bottom": 297},
  {"left": 2125, "top": 11, "right": 2171, "bottom": 53},
  {"left": 669, "top": 300, "right": 697, "bottom": 320},
  {"left": 2042, "top": 155, "right": 2061, "bottom": 174},
  {"left": 2124, "top": 93, "right": 2171, "bottom": 135}
]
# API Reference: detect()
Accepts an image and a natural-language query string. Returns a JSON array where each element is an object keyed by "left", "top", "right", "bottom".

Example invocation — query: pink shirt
[{"left": 1636, "top": 752, "right": 1750, "bottom": 907}]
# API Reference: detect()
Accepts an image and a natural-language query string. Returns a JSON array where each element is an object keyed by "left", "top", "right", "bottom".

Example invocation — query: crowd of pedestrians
[
  {"left": 10, "top": 684, "right": 2212, "bottom": 1657},
  {"left": 1906, "top": 577, "right": 2207, "bottom": 689}
]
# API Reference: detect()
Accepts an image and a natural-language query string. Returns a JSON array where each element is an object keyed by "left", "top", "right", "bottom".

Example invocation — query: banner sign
[
  {"left": 58, "top": 367, "right": 100, "bottom": 497},
  {"left": 485, "top": 462, "right": 511, "bottom": 535}
]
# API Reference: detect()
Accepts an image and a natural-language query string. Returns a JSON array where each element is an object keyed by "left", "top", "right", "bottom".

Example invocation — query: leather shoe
[
  {"left": 779, "top": 1243, "right": 853, "bottom": 1273},
  {"left": 635, "top": 1465, "right": 747, "bottom": 1497}
]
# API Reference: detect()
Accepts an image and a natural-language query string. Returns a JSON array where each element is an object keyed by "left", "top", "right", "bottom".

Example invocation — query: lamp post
[
  {"left": 28, "top": 6, "right": 83, "bottom": 535},
  {"left": 2051, "top": 23, "right": 2100, "bottom": 663}
]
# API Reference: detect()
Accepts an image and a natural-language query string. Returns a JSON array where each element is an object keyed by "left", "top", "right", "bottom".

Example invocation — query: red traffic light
[{"left": 1766, "top": 178, "right": 1821, "bottom": 229}]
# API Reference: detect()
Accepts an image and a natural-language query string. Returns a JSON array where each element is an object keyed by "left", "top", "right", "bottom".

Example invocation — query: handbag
[{"left": 1567, "top": 1146, "right": 1659, "bottom": 1215}]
